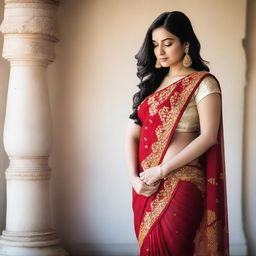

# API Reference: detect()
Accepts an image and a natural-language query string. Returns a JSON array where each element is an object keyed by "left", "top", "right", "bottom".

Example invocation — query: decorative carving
[
  {"left": 0, "top": 0, "right": 60, "bottom": 62},
  {"left": 2, "top": 37, "right": 55, "bottom": 62},
  {"left": 5, "top": 170, "right": 51, "bottom": 180},
  {"left": 0, "top": 17, "right": 59, "bottom": 40},
  {"left": 5, "top": 156, "right": 51, "bottom": 180}
]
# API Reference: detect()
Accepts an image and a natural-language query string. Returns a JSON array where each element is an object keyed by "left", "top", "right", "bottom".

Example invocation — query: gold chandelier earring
[
  {"left": 182, "top": 45, "right": 192, "bottom": 67},
  {"left": 155, "top": 59, "right": 161, "bottom": 68}
]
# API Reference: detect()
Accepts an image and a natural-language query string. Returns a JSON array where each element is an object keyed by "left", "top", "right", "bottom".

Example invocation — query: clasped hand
[
  {"left": 139, "top": 165, "right": 162, "bottom": 186},
  {"left": 131, "top": 165, "right": 162, "bottom": 197}
]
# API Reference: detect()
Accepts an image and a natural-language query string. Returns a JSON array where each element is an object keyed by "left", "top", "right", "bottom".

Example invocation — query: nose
[{"left": 157, "top": 44, "right": 165, "bottom": 56}]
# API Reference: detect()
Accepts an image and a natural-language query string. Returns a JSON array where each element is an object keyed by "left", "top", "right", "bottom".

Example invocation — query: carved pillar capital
[{"left": 0, "top": 0, "right": 60, "bottom": 65}]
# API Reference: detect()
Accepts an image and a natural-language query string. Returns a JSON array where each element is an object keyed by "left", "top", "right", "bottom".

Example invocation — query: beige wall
[{"left": 0, "top": 0, "right": 255, "bottom": 255}]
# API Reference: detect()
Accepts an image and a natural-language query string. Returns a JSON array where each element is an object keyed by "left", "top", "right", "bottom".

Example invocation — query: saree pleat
[
  {"left": 132, "top": 71, "right": 230, "bottom": 255},
  {"left": 140, "top": 169, "right": 205, "bottom": 256}
]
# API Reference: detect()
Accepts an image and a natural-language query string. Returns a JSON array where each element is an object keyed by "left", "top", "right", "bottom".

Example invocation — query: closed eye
[{"left": 153, "top": 44, "right": 172, "bottom": 47}]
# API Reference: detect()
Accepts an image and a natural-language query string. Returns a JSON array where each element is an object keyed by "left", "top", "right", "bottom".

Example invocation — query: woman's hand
[
  {"left": 139, "top": 165, "right": 162, "bottom": 186},
  {"left": 130, "top": 176, "right": 161, "bottom": 197}
]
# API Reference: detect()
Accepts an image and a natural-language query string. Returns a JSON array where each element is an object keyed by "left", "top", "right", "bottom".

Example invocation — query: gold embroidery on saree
[
  {"left": 138, "top": 166, "right": 206, "bottom": 247},
  {"left": 148, "top": 83, "right": 177, "bottom": 116},
  {"left": 138, "top": 71, "right": 209, "bottom": 248},
  {"left": 141, "top": 71, "right": 208, "bottom": 171},
  {"left": 193, "top": 209, "right": 226, "bottom": 256},
  {"left": 208, "top": 177, "right": 217, "bottom": 185}
]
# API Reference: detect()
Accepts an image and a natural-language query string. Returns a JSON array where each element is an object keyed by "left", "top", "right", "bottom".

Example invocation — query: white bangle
[{"left": 159, "top": 163, "right": 166, "bottom": 180}]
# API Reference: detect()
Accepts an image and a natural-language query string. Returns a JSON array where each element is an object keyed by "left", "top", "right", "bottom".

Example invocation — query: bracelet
[{"left": 159, "top": 163, "right": 166, "bottom": 180}]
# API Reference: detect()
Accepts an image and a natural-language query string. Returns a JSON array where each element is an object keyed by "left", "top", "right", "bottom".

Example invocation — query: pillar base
[
  {"left": 0, "top": 244, "right": 68, "bottom": 256},
  {"left": 0, "top": 230, "right": 68, "bottom": 256}
]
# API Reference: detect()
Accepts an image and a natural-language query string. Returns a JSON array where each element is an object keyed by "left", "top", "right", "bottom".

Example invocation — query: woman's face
[{"left": 152, "top": 27, "right": 187, "bottom": 68}]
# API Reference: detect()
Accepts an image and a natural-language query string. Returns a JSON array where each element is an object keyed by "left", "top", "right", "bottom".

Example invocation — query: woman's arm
[
  {"left": 124, "top": 119, "right": 141, "bottom": 181},
  {"left": 125, "top": 119, "right": 161, "bottom": 196},
  {"left": 161, "top": 92, "right": 221, "bottom": 176},
  {"left": 139, "top": 92, "right": 221, "bottom": 185}
]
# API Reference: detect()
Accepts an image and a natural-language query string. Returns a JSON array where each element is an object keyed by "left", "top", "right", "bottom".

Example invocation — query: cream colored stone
[{"left": 0, "top": 0, "right": 67, "bottom": 255}]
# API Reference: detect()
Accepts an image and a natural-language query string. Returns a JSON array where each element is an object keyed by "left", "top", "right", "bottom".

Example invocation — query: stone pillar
[{"left": 0, "top": 0, "right": 68, "bottom": 255}]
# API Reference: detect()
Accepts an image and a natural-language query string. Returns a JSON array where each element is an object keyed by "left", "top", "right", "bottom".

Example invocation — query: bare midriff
[
  {"left": 162, "top": 130, "right": 201, "bottom": 168},
  {"left": 156, "top": 72, "right": 202, "bottom": 169}
]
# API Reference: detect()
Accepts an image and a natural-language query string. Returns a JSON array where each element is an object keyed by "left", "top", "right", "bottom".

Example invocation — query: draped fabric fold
[{"left": 132, "top": 71, "right": 229, "bottom": 256}]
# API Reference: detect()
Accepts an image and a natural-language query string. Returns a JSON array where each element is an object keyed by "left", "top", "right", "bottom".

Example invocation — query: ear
[{"left": 183, "top": 41, "right": 190, "bottom": 48}]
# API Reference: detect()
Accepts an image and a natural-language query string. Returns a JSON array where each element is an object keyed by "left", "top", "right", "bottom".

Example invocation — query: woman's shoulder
[
  {"left": 194, "top": 72, "right": 221, "bottom": 104},
  {"left": 198, "top": 70, "right": 219, "bottom": 82}
]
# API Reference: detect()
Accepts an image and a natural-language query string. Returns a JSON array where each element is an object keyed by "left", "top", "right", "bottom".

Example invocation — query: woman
[{"left": 125, "top": 11, "right": 229, "bottom": 255}]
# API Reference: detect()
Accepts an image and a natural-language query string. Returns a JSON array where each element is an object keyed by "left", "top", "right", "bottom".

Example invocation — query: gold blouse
[{"left": 175, "top": 76, "right": 221, "bottom": 133}]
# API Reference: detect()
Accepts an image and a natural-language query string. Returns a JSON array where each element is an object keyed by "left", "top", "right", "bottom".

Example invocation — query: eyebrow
[{"left": 152, "top": 38, "right": 174, "bottom": 42}]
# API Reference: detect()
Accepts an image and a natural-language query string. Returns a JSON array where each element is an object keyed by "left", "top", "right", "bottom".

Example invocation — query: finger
[
  {"left": 143, "top": 188, "right": 157, "bottom": 197},
  {"left": 142, "top": 181, "right": 151, "bottom": 187},
  {"left": 140, "top": 177, "right": 146, "bottom": 183},
  {"left": 144, "top": 181, "right": 157, "bottom": 187},
  {"left": 152, "top": 180, "right": 161, "bottom": 186},
  {"left": 149, "top": 181, "right": 160, "bottom": 188},
  {"left": 139, "top": 175, "right": 145, "bottom": 180},
  {"left": 147, "top": 180, "right": 154, "bottom": 186},
  {"left": 146, "top": 181, "right": 153, "bottom": 186},
  {"left": 142, "top": 185, "right": 158, "bottom": 194},
  {"left": 142, "top": 177, "right": 149, "bottom": 183},
  {"left": 151, "top": 181, "right": 160, "bottom": 186}
]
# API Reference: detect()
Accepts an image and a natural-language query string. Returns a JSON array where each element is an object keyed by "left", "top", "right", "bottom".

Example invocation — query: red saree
[{"left": 132, "top": 71, "right": 229, "bottom": 255}]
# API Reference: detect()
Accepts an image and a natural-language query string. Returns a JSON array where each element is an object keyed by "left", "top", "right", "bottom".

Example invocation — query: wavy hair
[{"left": 129, "top": 11, "right": 210, "bottom": 125}]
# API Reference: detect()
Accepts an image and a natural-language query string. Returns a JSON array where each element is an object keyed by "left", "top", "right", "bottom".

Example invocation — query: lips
[{"left": 160, "top": 58, "right": 168, "bottom": 61}]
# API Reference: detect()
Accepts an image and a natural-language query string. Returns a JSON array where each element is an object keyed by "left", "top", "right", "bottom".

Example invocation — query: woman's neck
[{"left": 167, "top": 65, "right": 196, "bottom": 78}]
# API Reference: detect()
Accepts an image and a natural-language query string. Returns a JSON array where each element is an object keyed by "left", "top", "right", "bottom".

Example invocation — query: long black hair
[{"left": 129, "top": 11, "right": 210, "bottom": 125}]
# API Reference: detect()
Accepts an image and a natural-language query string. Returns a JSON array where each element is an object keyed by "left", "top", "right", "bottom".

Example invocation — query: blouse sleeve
[{"left": 194, "top": 76, "right": 221, "bottom": 104}]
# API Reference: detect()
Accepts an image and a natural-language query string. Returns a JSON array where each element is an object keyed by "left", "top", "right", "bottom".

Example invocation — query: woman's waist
[{"left": 138, "top": 130, "right": 202, "bottom": 170}]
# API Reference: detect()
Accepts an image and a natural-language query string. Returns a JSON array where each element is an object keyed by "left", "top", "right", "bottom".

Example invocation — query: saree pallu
[{"left": 132, "top": 71, "right": 229, "bottom": 256}]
